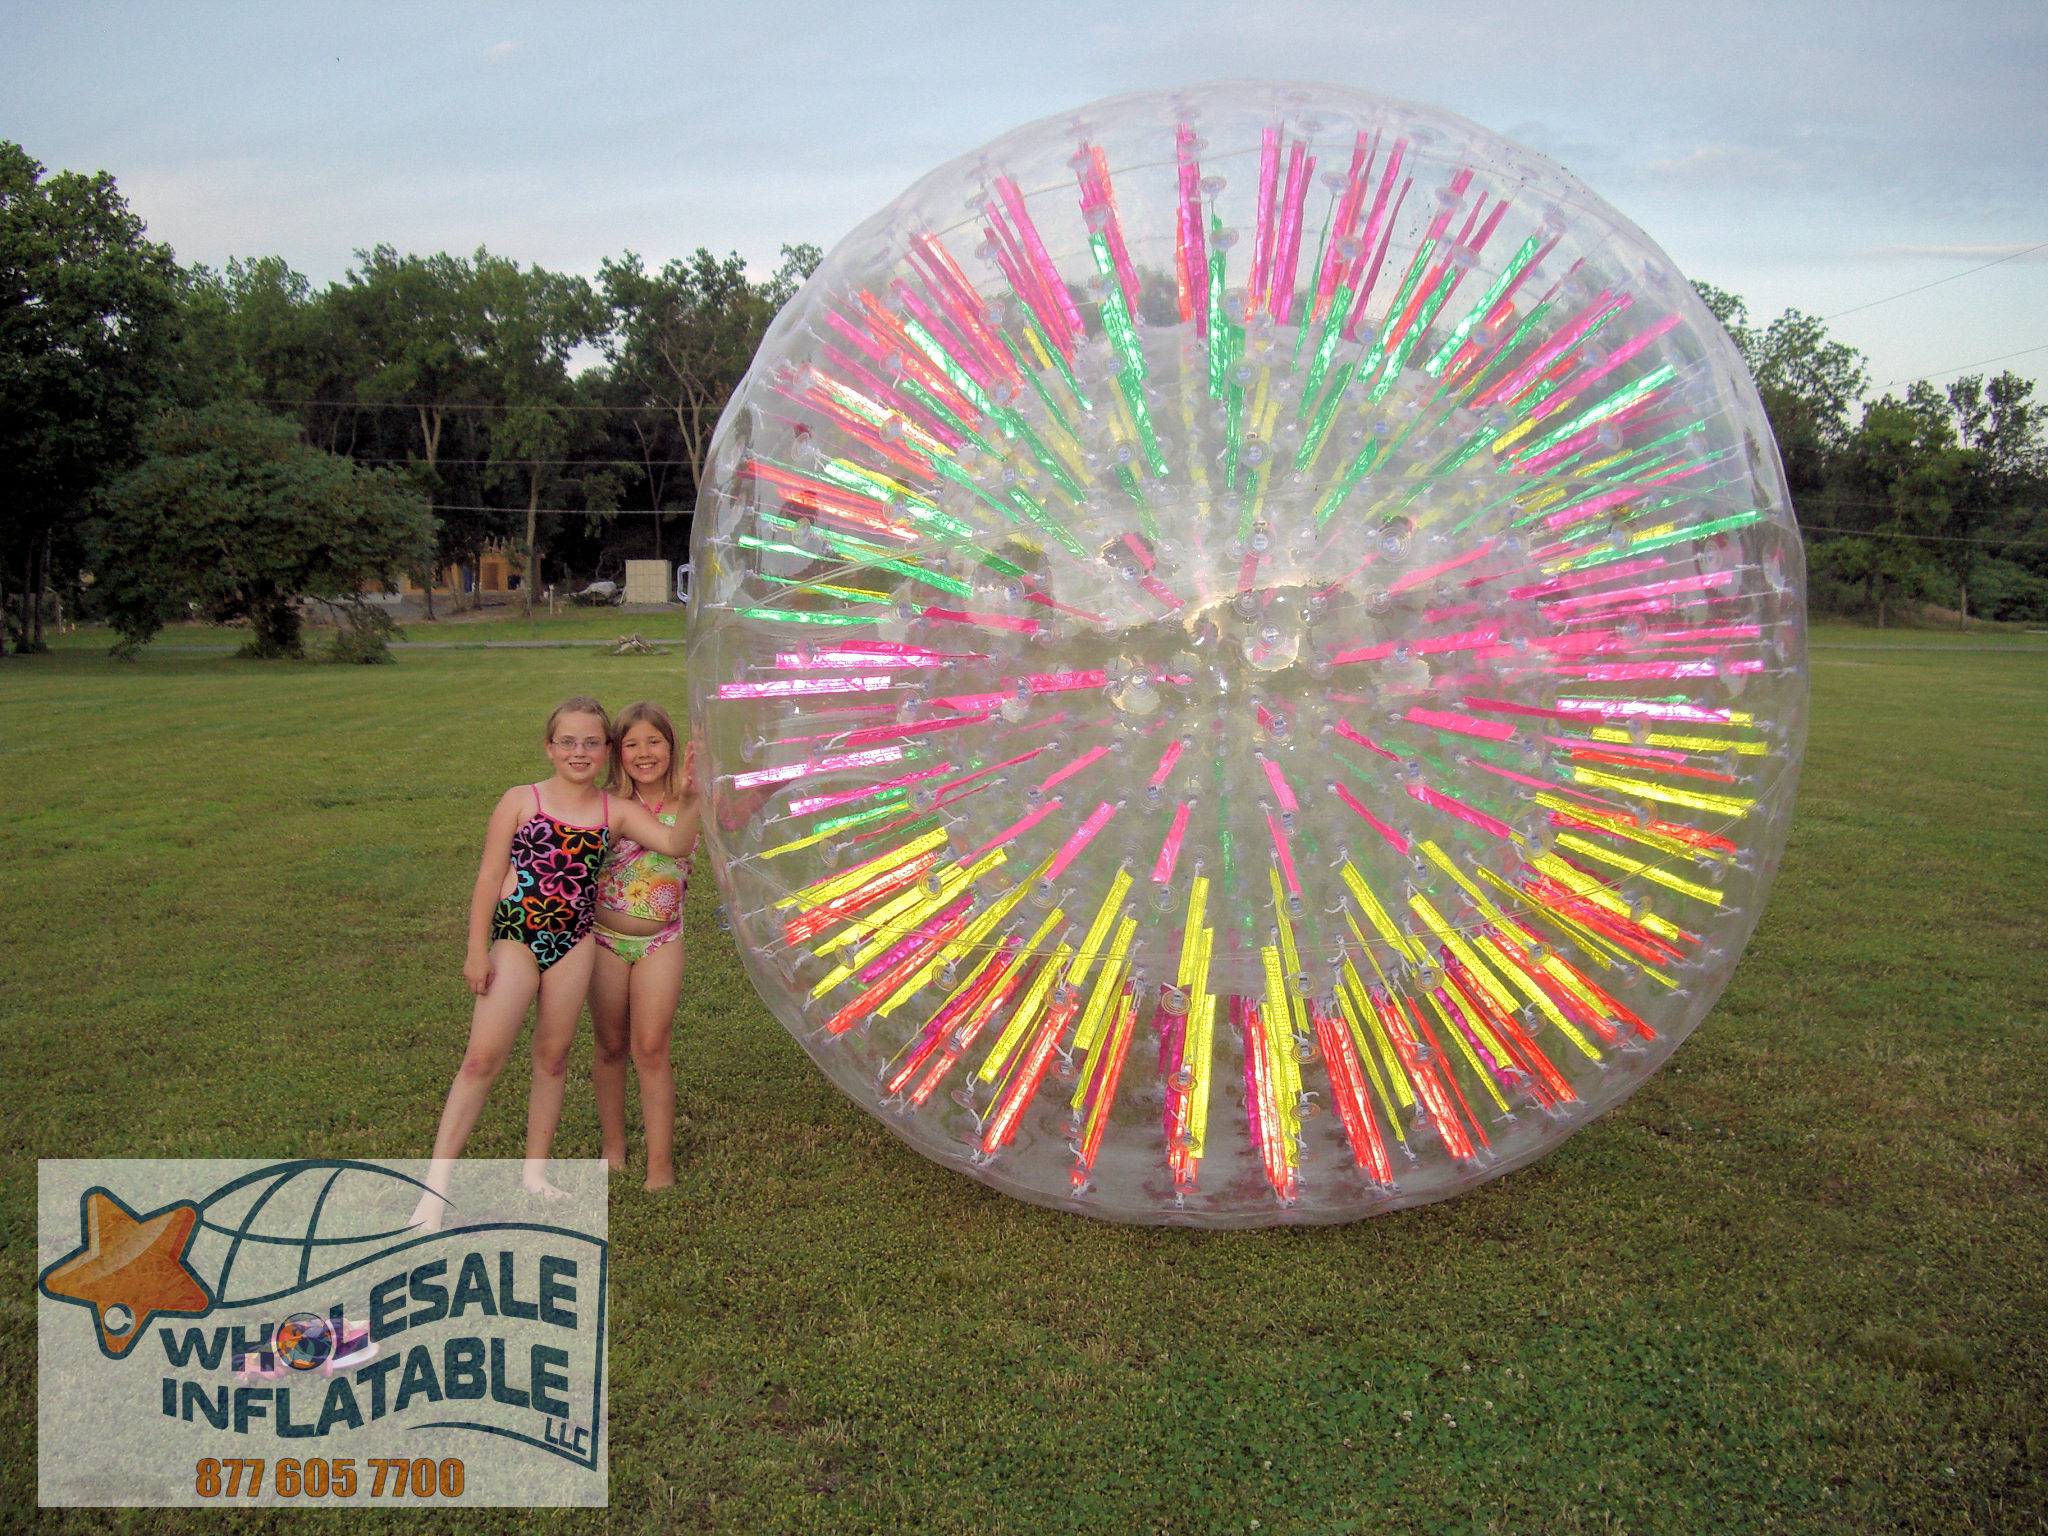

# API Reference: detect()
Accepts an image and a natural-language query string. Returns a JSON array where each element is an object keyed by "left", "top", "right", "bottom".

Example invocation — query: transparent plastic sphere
[{"left": 687, "top": 81, "right": 1807, "bottom": 1227}]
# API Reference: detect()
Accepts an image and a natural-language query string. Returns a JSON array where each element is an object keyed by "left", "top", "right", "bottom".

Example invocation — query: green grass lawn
[{"left": 3, "top": 630, "right": 2044, "bottom": 1534}]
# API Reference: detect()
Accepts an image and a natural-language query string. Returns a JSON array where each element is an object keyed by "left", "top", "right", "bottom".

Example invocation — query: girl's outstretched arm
[
  {"left": 466, "top": 788, "right": 528, "bottom": 995},
  {"left": 613, "top": 792, "right": 698, "bottom": 859}
]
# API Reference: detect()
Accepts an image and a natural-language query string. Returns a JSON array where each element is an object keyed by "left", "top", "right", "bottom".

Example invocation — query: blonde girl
[
  {"left": 410, "top": 696, "right": 696, "bottom": 1230},
  {"left": 590, "top": 701, "right": 701, "bottom": 1190}
]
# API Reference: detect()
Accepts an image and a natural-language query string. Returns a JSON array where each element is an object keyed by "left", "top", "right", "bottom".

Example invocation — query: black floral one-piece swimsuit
[{"left": 489, "top": 786, "right": 611, "bottom": 971}]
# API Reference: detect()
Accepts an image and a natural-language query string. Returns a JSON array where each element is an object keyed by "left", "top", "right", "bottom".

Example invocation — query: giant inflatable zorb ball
[{"left": 687, "top": 82, "right": 1806, "bottom": 1227}]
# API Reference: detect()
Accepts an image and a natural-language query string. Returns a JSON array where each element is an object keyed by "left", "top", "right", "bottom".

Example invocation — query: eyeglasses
[{"left": 551, "top": 737, "right": 609, "bottom": 753}]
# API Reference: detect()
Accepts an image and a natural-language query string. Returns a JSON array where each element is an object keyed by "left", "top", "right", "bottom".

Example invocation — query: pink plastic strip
[
  {"left": 789, "top": 761, "right": 952, "bottom": 816},
  {"left": 1153, "top": 801, "right": 1192, "bottom": 883},
  {"left": 1406, "top": 783, "right": 1515, "bottom": 841},
  {"left": 969, "top": 798, "right": 1065, "bottom": 860},
  {"left": 1260, "top": 756, "right": 1299, "bottom": 813},
  {"left": 1542, "top": 569, "right": 1739, "bottom": 617},
  {"left": 1387, "top": 540, "right": 1497, "bottom": 596},
  {"left": 1329, "top": 624, "right": 1500, "bottom": 666},
  {"left": 1028, "top": 669, "right": 1109, "bottom": 694},
  {"left": 1551, "top": 658, "right": 1762, "bottom": 682},
  {"left": 776, "top": 650, "right": 982, "bottom": 670},
  {"left": 733, "top": 745, "right": 904, "bottom": 790},
  {"left": 1251, "top": 125, "right": 1280, "bottom": 315},
  {"left": 1333, "top": 719, "right": 1401, "bottom": 758},
  {"left": 838, "top": 712, "right": 992, "bottom": 749},
  {"left": 1331, "top": 781, "right": 1408, "bottom": 852},
  {"left": 933, "top": 747, "right": 1046, "bottom": 800},
  {"left": 1046, "top": 801, "right": 1119, "bottom": 881},
  {"left": 1149, "top": 738, "right": 1187, "bottom": 788},
  {"left": 923, "top": 606, "right": 1041, "bottom": 635},
  {"left": 1404, "top": 707, "right": 1516, "bottom": 742},
  {"left": 719, "top": 674, "right": 893, "bottom": 700},
  {"left": 1268, "top": 811, "right": 1301, "bottom": 895},
  {"left": 1040, "top": 744, "right": 1112, "bottom": 793},
  {"left": 1138, "top": 575, "right": 1186, "bottom": 609},
  {"left": 1556, "top": 700, "right": 1736, "bottom": 729},
  {"left": 1269, "top": 143, "right": 1318, "bottom": 325}
]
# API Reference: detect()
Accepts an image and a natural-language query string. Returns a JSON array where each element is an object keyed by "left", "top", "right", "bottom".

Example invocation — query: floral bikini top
[{"left": 597, "top": 800, "right": 686, "bottom": 925}]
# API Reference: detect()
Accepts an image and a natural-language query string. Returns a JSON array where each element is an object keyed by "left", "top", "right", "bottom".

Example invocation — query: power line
[
  {"left": 428, "top": 505, "right": 692, "bottom": 515},
  {"left": 1876, "top": 341, "right": 2048, "bottom": 392},
  {"left": 261, "top": 397, "right": 697, "bottom": 414},
  {"left": 1823, "top": 242, "right": 2048, "bottom": 321},
  {"left": 1799, "top": 522, "right": 2048, "bottom": 548}
]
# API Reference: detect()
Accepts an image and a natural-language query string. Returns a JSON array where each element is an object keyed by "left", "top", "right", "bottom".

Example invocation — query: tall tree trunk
[
  {"left": 524, "top": 479, "right": 539, "bottom": 618},
  {"left": 18, "top": 547, "right": 32, "bottom": 650},
  {"left": 654, "top": 510, "right": 662, "bottom": 563},
  {"left": 417, "top": 404, "right": 443, "bottom": 622},
  {"left": 33, "top": 527, "right": 49, "bottom": 648},
  {"left": 1958, "top": 581, "right": 1969, "bottom": 629},
  {"left": 0, "top": 542, "right": 11, "bottom": 656}
]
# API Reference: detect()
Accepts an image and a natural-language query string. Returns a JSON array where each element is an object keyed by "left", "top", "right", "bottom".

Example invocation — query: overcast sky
[{"left": 5, "top": 1, "right": 2043, "bottom": 396}]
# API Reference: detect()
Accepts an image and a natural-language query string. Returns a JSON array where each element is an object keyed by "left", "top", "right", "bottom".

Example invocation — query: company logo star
[{"left": 38, "top": 1188, "right": 214, "bottom": 1358}]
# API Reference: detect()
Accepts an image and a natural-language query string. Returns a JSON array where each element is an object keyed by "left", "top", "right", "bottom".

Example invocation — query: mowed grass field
[{"left": 3, "top": 622, "right": 2045, "bottom": 1535}]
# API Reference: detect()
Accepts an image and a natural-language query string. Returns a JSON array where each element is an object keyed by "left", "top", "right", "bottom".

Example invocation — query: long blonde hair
[{"left": 605, "top": 701, "right": 686, "bottom": 805}]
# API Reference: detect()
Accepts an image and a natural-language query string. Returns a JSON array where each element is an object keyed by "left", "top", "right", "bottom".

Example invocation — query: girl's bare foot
[
  {"left": 407, "top": 1194, "right": 447, "bottom": 1234},
  {"left": 521, "top": 1159, "right": 570, "bottom": 1202},
  {"left": 603, "top": 1151, "right": 627, "bottom": 1174},
  {"left": 644, "top": 1161, "right": 675, "bottom": 1192}
]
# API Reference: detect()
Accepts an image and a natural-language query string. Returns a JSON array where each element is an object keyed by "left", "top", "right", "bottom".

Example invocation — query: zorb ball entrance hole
[{"left": 688, "top": 82, "right": 1807, "bottom": 1227}]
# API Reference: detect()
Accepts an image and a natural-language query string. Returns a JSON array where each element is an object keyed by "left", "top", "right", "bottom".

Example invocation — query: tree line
[
  {"left": 0, "top": 140, "right": 817, "bottom": 657},
  {"left": 1695, "top": 286, "right": 2046, "bottom": 625},
  {"left": 3, "top": 139, "right": 2044, "bottom": 660}
]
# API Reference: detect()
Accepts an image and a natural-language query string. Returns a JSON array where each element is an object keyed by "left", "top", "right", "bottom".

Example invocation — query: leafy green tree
[
  {"left": 470, "top": 253, "right": 606, "bottom": 612},
  {"left": 0, "top": 141, "right": 179, "bottom": 653},
  {"left": 599, "top": 243, "right": 821, "bottom": 535},
  {"left": 91, "top": 403, "right": 433, "bottom": 657},
  {"left": 1693, "top": 283, "right": 1868, "bottom": 501}
]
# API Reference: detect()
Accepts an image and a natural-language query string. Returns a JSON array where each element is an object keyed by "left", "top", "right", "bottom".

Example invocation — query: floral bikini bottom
[{"left": 593, "top": 922, "right": 684, "bottom": 965}]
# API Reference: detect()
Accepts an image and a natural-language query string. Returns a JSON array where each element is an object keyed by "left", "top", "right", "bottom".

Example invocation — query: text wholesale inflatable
[{"left": 688, "top": 83, "right": 1806, "bottom": 1226}]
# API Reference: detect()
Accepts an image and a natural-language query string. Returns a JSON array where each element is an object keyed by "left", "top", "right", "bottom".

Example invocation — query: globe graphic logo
[{"left": 274, "top": 1311, "right": 338, "bottom": 1371}]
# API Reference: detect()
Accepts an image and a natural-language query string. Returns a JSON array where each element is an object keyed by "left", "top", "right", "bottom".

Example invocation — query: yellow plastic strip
[
  {"left": 1068, "top": 866, "right": 1133, "bottom": 988},
  {"left": 1409, "top": 895, "right": 1522, "bottom": 1021},
  {"left": 777, "top": 828, "right": 951, "bottom": 911},
  {"left": 1422, "top": 986, "right": 1512, "bottom": 1115},
  {"left": 1591, "top": 726, "right": 1766, "bottom": 755},
  {"left": 874, "top": 852, "right": 1035, "bottom": 1018},
  {"left": 1177, "top": 875, "right": 1211, "bottom": 988},
  {"left": 823, "top": 861, "right": 969, "bottom": 959},
  {"left": 1072, "top": 916, "right": 1138, "bottom": 1057},
  {"left": 1184, "top": 925, "right": 1217, "bottom": 1157},
  {"left": 1473, "top": 933, "right": 1601, "bottom": 1062},
  {"left": 978, "top": 941, "right": 1073, "bottom": 1084},
  {"left": 1269, "top": 867, "right": 1308, "bottom": 1035},
  {"left": 1342, "top": 958, "right": 1414, "bottom": 1112},
  {"left": 1336, "top": 980, "right": 1406, "bottom": 1141},
  {"left": 1414, "top": 839, "right": 1516, "bottom": 925},
  {"left": 1341, "top": 861, "right": 1421, "bottom": 964},
  {"left": 1569, "top": 768, "right": 1754, "bottom": 819},
  {"left": 1553, "top": 832, "right": 1725, "bottom": 906},
  {"left": 1529, "top": 853, "right": 1685, "bottom": 941}
]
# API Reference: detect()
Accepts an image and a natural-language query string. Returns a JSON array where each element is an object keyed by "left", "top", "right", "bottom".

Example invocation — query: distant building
[{"left": 400, "top": 540, "right": 521, "bottom": 596}]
